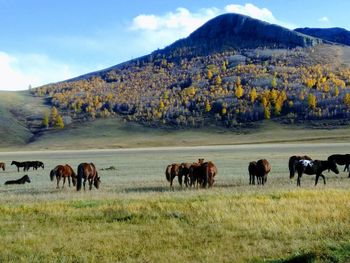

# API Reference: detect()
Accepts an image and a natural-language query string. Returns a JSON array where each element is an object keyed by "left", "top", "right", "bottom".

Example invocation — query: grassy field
[{"left": 0, "top": 143, "right": 350, "bottom": 262}]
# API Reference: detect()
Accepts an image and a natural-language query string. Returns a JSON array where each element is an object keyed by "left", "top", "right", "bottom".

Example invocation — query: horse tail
[
  {"left": 76, "top": 164, "right": 83, "bottom": 191},
  {"left": 289, "top": 157, "right": 296, "bottom": 179},
  {"left": 165, "top": 165, "right": 171, "bottom": 182}
]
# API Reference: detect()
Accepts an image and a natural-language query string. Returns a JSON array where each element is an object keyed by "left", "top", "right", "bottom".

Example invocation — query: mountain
[
  {"left": 155, "top": 13, "right": 323, "bottom": 59},
  {"left": 29, "top": 13, "right": 350, "bottom": 133},
  {"left": 295, "top": 27, "right": 350, "bottom": 46}
]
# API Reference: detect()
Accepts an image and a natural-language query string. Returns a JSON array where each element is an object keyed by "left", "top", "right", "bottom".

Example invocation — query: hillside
[
  {"left": 20, "top": 13, "right": 350, "bottom": 139},
  {"left": 295, "top": 27, "right": 350, "bottom": 46}
]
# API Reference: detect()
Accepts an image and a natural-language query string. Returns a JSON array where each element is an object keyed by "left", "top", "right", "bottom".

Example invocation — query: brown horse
[
  {"left": 50, "top": 164, "right": 77, "bottom": 189},
  {"left": 255, "top": 159, "right": 271, "bottom": 185},
  {"left": 0, "top": 162, "right": 5, "bottom": 171},
  {"left": 289, "top": 155, "right": 312, "bottom": 178},
  {"left": 5, "top": 175, "right": 31, "bottom": 185},
  {"left": 76, "top": 163, "right": 100, "bottom": 191},
  {"left": 189, "top": 159, "right": 217, "bottom": 188}
]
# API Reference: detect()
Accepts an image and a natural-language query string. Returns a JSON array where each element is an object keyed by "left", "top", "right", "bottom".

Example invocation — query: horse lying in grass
[
  {"left": 293, "top": 159, "right": 339, "bottom": 186},
  {"left": 5, "top": 175, "right": 31, "bottom": 185},
  {"left": 50, "top": 164, "right": 77, "bottom": 189},
  {"left": 248, "top": 159, "right": 271, "bottom": 185},
  {"left": 76, "top": 163, "right": 100, "bottom": 191}
]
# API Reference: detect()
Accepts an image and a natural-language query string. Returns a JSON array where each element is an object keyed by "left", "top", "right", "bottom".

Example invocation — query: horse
[
  {"left": 327, "top": 154, "right": 350, "bottom": 174},
  {"left": 294, "top": 159, "right": 339, "bottom": 186},
  {"left": 189, "top": 159, "right": 217, "bottom": 188},
  {"left": 0, "top": 162, "right": 5, "bottom": 171},
  {"left": 24, "top": 161, "right": 44, "bottom": 171},
  {"left": 248, "top": 161, "right": 257, "bottom": 185},
  {"left": 11, "top": 161, "right": 27, "bottom": 172},
  {"left": 180, "top": 162, "right": 192, "bottom": 187},
  {"left": 255, "top": 159, "right": 271, "bottom": 185},
  {"left": 165, "top": 163, "right": 181, "bottom": 189},
  {"left": 76, "top": 163, "right": 100, "bottom": 191},
  {"left": 289, "top": 155, "right": 312, "bottom": 178},
  {"left": 50, "top": 164, "right": 77, "bottom": 189},
  {"left": 5, "top": 175, "right": 31, "bottom": 185}
]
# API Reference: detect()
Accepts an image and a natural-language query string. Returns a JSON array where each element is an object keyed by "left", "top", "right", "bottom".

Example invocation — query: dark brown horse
[
  {"left": 294, "top": 159, "right": 339, "bottom": 186},
  {"left": 25, "top": 161, "right": 44, "bottom": 171},
  {"left": 0, "top": 162, "right": 5, "bottom": 171},
  {"left": 255, "top": 159, "right": 271, "bottom": 185},
  {"left": 76, "top": 163, "right": 100, "bottom": 191},
  {"left": 50, "top": 164, "right": 77, "bottom": 189},
  {"left": 5, "top": 175, "right": 31, "bottom": 185},
  {"left": 248, "top": 161, "right": 258, "bottom": 185},
  {"left": 289, "top": 155, "right": 312, "bottom": 178},
  {"left": 180, "top": 162, "right": 192, "bottom": 187},
  {"left": 189, "top": 159, "right": 217, "bottom": 188},
  {"left": 11, "top": 161, "right": 27, "bottom": 172},
  {"left": 327, "top": 154, "right": 350, "bottom": 174}
]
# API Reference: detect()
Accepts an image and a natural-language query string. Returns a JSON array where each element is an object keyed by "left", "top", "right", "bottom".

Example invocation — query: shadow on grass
[
  {"left": 269, "top": 252, "right": 317, "bottom": 263},
  {"left": 124, "top": 186, "right": 170, "bottom": 193}
]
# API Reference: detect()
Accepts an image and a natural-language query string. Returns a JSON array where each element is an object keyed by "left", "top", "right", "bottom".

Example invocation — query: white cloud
[
  {"left": 0, "top": 51, "right": 88, "bottom": 91},
  {"left": 318, "top": 16, "right": 330, "bottom": 23},
  {"left": 225, "top": 3, "right": 276, "bottom": 23}
]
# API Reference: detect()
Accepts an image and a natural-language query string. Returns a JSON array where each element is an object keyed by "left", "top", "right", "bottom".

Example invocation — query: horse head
[
  {"left": 24, "top": 175, "right": 31, "bottom": 183},
  {"left": 329, "top": 160, "right": 339, "bottom": 174},
  {"left": 11, "top": 161, "right": 15, "bottom": 165},
  {"left": 94, "top": 175, "right": 101, "bottom": 189}
]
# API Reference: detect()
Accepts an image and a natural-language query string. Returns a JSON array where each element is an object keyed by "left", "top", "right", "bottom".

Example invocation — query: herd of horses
[
  {"left": 166, "top": 154, "right": 350, "bottom": 189},
  {"left": 1, "top": 153, "right": 349, "bottom": 190},
  {"left": 165, "top": 159, "right": 218, "bottom": 189},
  {"left": 1, "top": 161, "right": 100, "bottom": 191}
]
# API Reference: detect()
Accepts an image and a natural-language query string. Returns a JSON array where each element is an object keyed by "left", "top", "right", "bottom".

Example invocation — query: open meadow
[{"left": 0, "top": 143, "right": 350, "bottom": 262}]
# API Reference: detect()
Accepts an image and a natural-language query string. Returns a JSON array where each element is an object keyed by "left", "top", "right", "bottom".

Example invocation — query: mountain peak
[{"left": 158, "top": 13, "right": 323, "bottom": 58}]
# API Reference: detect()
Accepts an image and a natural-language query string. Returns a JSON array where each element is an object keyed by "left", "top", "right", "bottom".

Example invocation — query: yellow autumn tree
[
  {"left": 308, "top": 93, "right": 317, "bottom": 109},
  {"left": 249, "top": 88, "right": 257, "bottom": 103},
  {"left": 235, "top": 77, "right": 244, "bottom": 98}
]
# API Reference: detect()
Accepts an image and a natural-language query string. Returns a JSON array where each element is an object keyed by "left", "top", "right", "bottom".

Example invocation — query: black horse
[
  {"left": 288, "top": 155, "right": 312, "bottom": 178},
  {"left": 11, "top": 161, "right": 27, "bottom": 172},
  {"left": 5, "top": 175, "right": 31, "bottom": 185},
  {"left": 327, "top": 154, "right": 350, "bottom": 174},
  {"left": 294, "top": 159, "right": 339, "bottom": 186}
]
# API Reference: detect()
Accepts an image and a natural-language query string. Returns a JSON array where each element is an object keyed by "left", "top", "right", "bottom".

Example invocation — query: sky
[{"left": 0, "top": 0, "right": 349, "bottom": 91}]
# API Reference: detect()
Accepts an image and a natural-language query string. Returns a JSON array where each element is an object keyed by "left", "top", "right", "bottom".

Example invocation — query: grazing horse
[
  {"left": 24, "top": 161, "right": 45, "bottom": 171},
  {"left": 50, "top": 164, "right": 77, "bottom": 189},
  {"left": 327, "top": 154, "right": 350, "bottom": 174},
  {"left": 5, "top": 175, "right": 31, "bottom": 185},
  {"left": 0, "top": 162, "right": 5, "bottom": 171},
  {"left": 255, "top": 159, "right": 271, "bottom": 185},
  {"left": 248, "top": 161, "right": 258, "bottom": 185},
  {"left": 289, "top": 155, "right": 312, "bottom": 178},
  {"left": 11, "top": 161, "right": 27, "bottom": 172},
  {"left": 76, "top": 163, "right": 100, "bottom": 191},
  {"left": 294, "top": 159, "right": 339, "bottom": 186}
]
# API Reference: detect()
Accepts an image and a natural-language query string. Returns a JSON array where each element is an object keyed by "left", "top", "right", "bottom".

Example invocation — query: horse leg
[
  {"left": 320, "top": 174, "right": 326, "bottom": 185},
  {"left": 184, "top": 175, "right": 189, "bottom": 187},
  {"left": 297, "top": 172, "right": 302, "bottom": 187},
  {"left": 315, "top": 174, "right": 319, "bottom": 186},
  {"left": 83, "top": 178, "right": 87, "bottom": 191},
  {"left": 170, "top": 175, "right": 175, "bottom": 190},
  {"left": 62, "top": 177, "right": 66, "bottom": 188},
  {"left": 89, "top": 179, "right": 93, "bottom": 190},
  {"left": 68, "top": 177, "right": 71, "bottom": 187},
  {"left": 56, "top": 176, "right": 60, "bottom": 189},
  {"left": 178, "top": 175, "right": 183, "bottom": 187}
]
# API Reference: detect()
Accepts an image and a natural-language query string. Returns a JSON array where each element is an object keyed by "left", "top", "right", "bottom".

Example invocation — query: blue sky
[{"left": 0, "top": 0, "right": 349, "bottom": 90}]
